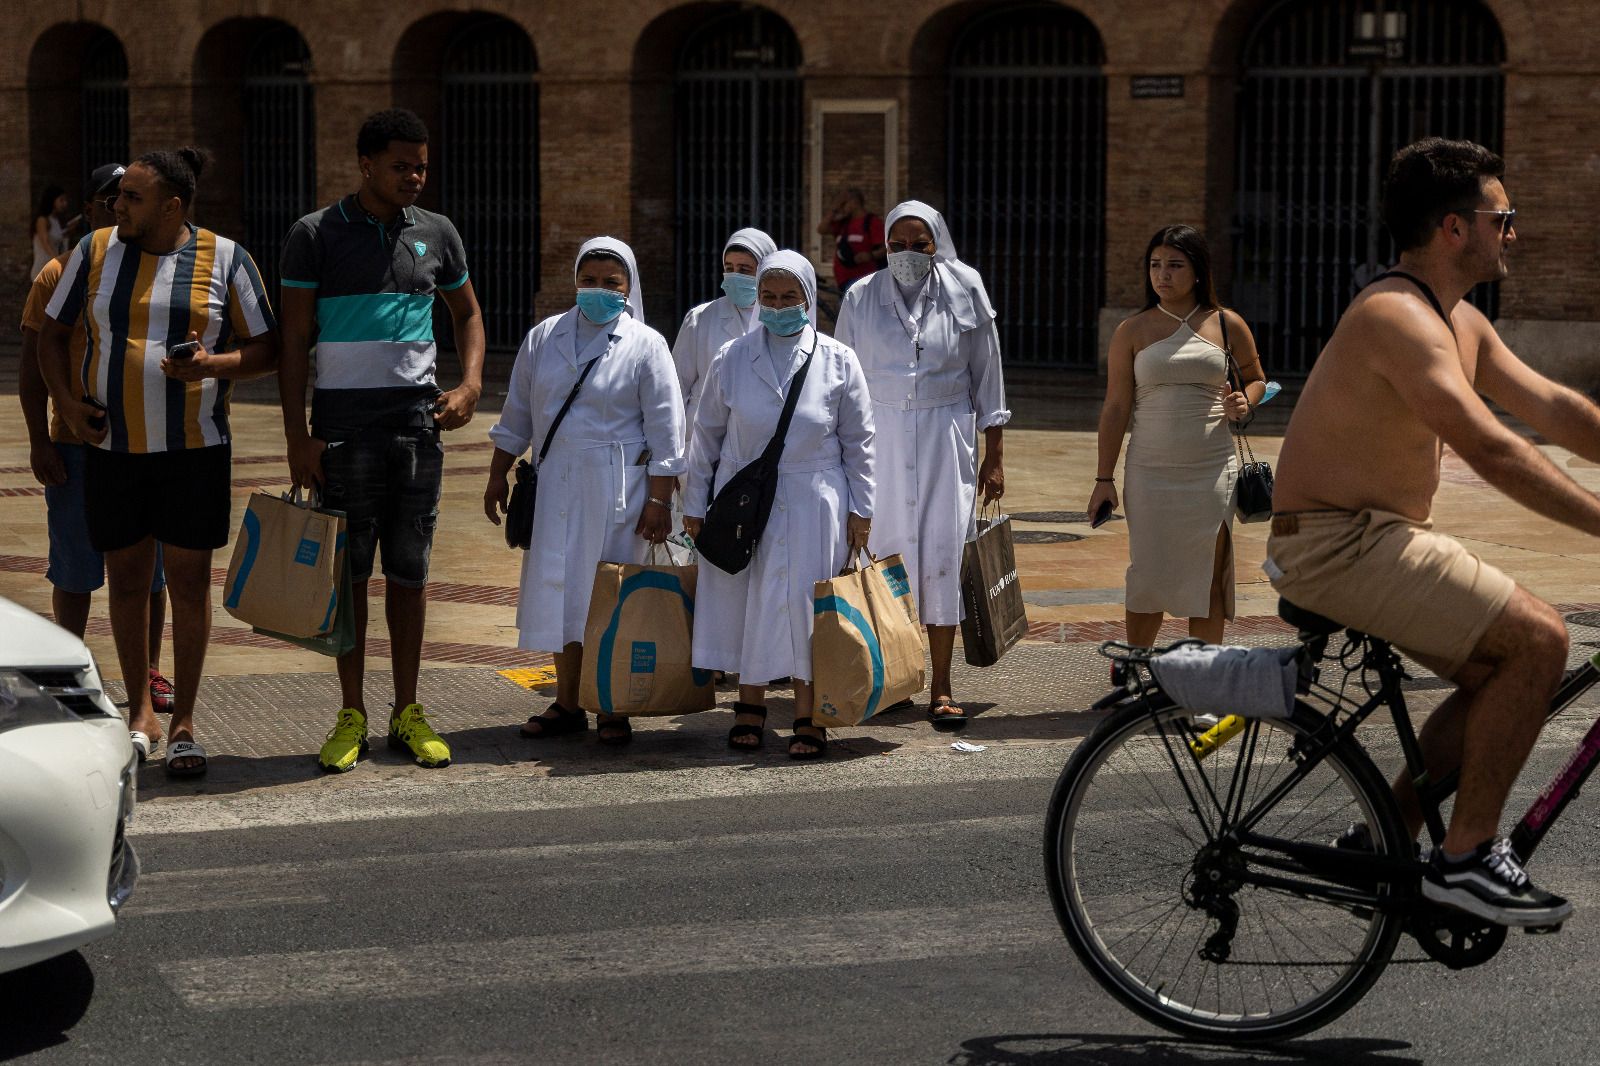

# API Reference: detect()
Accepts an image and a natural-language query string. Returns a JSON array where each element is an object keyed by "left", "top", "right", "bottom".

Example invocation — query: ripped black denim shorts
[{"left": 319, "top": 426, "right": 444, "bottom": 588}]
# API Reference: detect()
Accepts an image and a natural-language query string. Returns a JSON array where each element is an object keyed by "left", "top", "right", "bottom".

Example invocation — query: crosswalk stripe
[
  {"left": 128, "top": 813, "right": 1036, "bottom": 912},
  {"left": 127, "top": 745, "right": 1078, "bottom": 836},
  {"left": 161, "top": 901, "right": 1061, "bottom": 1011}
]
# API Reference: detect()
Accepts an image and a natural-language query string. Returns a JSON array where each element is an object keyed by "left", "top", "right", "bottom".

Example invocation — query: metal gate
[
  {"left": 441, "top": 19, "right": 539, "bottom": 350},
  {"left": 243, "top": 26, "right": 314, "bottom": 298},
  {"left": 948, "top": 4, "right": 1106, "bottom": 368},
  {"left": 674, "top": 8, "right": 802, "bottom": 324},
  {"left": 1234, "top": 0, "right": 1505, "bottom": 373},
  {"left": 81, "top": 28, "right": 128, "bottom": 173}
]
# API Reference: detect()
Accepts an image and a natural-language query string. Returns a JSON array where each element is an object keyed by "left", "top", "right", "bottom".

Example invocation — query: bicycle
[{"left": 1043, "top": 597, "right": 1600, "bottom": 1042}]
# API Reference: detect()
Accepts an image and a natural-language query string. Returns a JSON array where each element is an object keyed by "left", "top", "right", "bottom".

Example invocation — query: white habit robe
[
  {"left": 834, "top": 266, "right": 1009, "bottom": 626},
  {"left": 672, "top": 295, "right": 748, "bottom": 417},
  {"left": 684, "top": 325, "right": 876, "bottom": 683},
  {"left": 489, "top": 309, "right": 686, "bottom": 652}
]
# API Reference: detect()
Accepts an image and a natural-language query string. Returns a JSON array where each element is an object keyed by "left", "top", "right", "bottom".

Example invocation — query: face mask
[
  {"left": 759, "top": 302, "right": 809, "bottom": 336},
  {"left": 576, "top": 287, "right": 627, "bottom": 324},
  {"left": 888, "top": 250, "right": 934, "bottom": 285},
  {"left": 721, "top": 272, "right": 757, "bottom": 308}
]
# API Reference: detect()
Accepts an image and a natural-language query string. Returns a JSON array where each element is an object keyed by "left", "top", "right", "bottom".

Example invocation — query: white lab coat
[
  {"left": 672, "top": 296, "right": 750, "bottom": 418},
  {"left": 684, "top": 326, "right": 875, "bottom": 682},
  {"left": 834, "top": 268, "right": 1009, "bottom": 625},
  {"left": 490, "top": 309, "right": 686, "bottom": 653}
]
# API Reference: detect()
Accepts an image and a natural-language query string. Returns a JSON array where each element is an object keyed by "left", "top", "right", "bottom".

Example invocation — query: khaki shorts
[{"left": 1264, "top": 509, "right": 1516, "bottom": 678}]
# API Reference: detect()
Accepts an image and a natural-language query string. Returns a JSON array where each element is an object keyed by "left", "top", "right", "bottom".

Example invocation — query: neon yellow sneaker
[
  {"left": 388, "top": 703, "right": 451, "bottom": 768},
  {"left": 318, "top": 708, "right": 369, "bottom": 773}
]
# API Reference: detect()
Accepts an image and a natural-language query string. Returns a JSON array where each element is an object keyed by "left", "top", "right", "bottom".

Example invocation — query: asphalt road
[{"left": 4, "top": 714, "right": 1599, "bottom": 1066}]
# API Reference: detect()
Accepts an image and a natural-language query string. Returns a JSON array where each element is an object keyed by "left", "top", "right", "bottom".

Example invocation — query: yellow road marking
[{"left": 498, "top": 666, "right": 559, "bottom": 690}]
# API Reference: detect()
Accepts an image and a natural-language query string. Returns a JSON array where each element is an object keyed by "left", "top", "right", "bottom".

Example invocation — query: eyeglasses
[
  {"left": 93, "top": 195, "right": 118, "bottom": 213},
  {"left": 887, "top": 240, "right": 935, "bottom": 253},
  {"left": 1473, "top": 208, "right": 1516, "bottom": 235}
]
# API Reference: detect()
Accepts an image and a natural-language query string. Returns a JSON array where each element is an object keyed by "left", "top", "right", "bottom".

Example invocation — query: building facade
[{"left": 5, "top": 0, "right": 1598, "bottom": 380}]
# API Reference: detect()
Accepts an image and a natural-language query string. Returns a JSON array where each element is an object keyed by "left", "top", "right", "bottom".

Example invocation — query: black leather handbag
[
  {"left": 696, "top": 342, "right": 816, "bottom": 574},
  {"left": 1220, "top": 311, "right": 1274, "bottom": 523},
  {"left": 505, "top": 356, "right": 598, "bottom": 550}
]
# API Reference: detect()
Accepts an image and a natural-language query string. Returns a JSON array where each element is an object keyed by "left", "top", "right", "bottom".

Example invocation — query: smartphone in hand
[
  {"left": 82, "top": 396, "right": 108, "bottom": 432},
  {"left": 1090, "top": 499, "right": 1115, "bottom": 528},
  {"left": 168, "top": 340, "right": 201, "bottom": 361}
]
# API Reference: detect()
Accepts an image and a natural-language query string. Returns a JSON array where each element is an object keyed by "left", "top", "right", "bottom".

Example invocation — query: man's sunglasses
[{"left": 1473, "top": 208, "right": 1516, "bottom": 234}]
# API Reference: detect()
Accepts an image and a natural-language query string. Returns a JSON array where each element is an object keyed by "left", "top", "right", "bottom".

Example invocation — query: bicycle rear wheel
[{"left": 1045, "top": 700, "right": 1408, "bottom": 1042}]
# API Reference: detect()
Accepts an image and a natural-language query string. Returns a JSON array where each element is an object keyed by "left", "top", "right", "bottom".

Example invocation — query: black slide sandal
[
  {"left": 727, "top": 701, "right": 768, "bottom": 751},
  {"left": 788, "top": 717, "right": 828, "bottom": 760},
  {"left": 521, "top": 704, "right": 587, "bottom": 739}
]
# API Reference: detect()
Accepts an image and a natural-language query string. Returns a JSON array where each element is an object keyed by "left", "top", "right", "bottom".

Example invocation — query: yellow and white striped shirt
[{"left": 45, "top": 225, "right": 276, "bottom": 453}]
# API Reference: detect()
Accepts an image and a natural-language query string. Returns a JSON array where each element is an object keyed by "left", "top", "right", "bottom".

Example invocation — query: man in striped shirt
[{"left": 38, "top": 147, "right": 279, "bottom": 777}]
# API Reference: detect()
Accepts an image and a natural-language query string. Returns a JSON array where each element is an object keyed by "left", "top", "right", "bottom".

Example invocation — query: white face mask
[{"left": 888, "top": 250, "right": 934, "bottom": 285}]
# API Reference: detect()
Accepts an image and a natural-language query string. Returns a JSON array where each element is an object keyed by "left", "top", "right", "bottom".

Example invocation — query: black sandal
[
  {"left": 929, "top": 697, "right": 969, "bottom": 732},
  {"left": 727, "top": 701, "right": 768, "bottom": 751},
  {"left": 597, "top": 715, "right": 633, "bottom": 747},
  {"left": 788, "top": 717, "right": 828, "bottom": 760},
  {"left": 520, "top": 703, "right": 587, "bottom": 739}
]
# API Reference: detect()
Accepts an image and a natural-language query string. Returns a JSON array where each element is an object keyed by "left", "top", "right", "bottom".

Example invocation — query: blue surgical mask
[
  {"left": 720, "top": 272, "right": 757, "bottom": 308},
  {"left": 758, "top": 303, "right": 809, "bottom": 336},
  {"left": 576, "top": 287, "right": 627, "bottom": 324}
]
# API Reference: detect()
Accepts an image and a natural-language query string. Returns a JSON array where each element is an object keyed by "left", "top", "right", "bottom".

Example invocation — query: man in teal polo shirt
[{"left": 277, "top": 108, "right": 486, "bottom": 772}]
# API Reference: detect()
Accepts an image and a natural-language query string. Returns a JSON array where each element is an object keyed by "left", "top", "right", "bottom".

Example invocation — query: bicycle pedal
[{"left": 1523, "top": 922, "right": 1563, "bottom": 935}]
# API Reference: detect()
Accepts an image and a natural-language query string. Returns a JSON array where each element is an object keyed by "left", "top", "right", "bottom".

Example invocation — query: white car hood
[{"left": 0, "top": 597, "right": 91, "bottom": 669}]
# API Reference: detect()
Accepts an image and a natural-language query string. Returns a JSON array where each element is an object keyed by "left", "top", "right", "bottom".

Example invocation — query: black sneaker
[{"left": 1422, "top": 837, "right": 1573, "bottom": 928}]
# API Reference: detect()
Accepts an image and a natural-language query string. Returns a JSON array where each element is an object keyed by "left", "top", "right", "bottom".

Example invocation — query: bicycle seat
[{"left": 1278, "top": 597, "right": 1344, "bottom": 636}]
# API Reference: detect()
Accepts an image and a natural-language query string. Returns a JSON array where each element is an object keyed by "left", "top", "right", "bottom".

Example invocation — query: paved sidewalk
[{"left": 5, "top": 364, "right": 1600, "bottom": 803}]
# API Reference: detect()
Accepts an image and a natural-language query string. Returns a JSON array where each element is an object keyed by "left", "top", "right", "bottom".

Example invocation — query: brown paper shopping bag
[
  {"left": 960, "top": 511, "right": 1028, "bottom": 667},
  {"left": 222, "top": 491, "right": 346, "bottom": 639},
  {"left": 579, "top": 556, "right": 715, "bottom": 716},
  {"left": 812, "top": 553, "right": 926, "bottom": 727}
]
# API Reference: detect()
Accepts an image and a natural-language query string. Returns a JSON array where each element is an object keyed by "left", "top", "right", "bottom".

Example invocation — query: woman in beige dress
[{"left": 1089, "top": 225, "right": 1265, "bottom": 646}]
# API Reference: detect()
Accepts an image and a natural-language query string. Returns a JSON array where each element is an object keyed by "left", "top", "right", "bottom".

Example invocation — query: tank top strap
[{"left": 1369, "top": 269, "right": 1453, "bottom": 334}]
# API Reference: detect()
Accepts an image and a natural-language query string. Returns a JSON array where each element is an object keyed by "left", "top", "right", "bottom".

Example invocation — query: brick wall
[{"left": 4, "top": 0, "right": 1598, "bottom": 375}]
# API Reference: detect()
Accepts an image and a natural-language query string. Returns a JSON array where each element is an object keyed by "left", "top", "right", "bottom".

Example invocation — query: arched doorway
[
  {"left": 1233, "top": 0, "right": 1506, "bottom": 373},
  {"left": 242, "top": 25, "right": 315, "bottom": 298},
  {"left": 439, "top": 18, "right": 539, "bottom": 350},
  {"left": 81, "top": 28, "right": 129, "bottom": 172},
  {"left": 28, "top": 23, "right": 129, "bottom": 210},
  {"left": 673, "top": 7, "right": 802, "bottom": 324},
  {"left": 947, "top": 3, "right": 1106, "bottom": 368}
]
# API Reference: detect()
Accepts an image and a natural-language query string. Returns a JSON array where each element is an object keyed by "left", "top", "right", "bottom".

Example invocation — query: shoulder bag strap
[
  {"left": 1215, "top": 309, "right": 1259, "bottom": 466},
  {"left": 536, "top": 354, "right": 600, "bottom": 466},
  {"left": 758, "top": 339, "right": 818, "bottom": 465}
]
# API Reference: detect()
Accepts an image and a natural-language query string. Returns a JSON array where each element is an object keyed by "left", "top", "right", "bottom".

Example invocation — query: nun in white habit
[
  {"left": 484, "top": 237, "right": 686, "bottom": 746},
  {"left": 834, "top": 200, "right": 1009, "bottom": 730},
  {"left": 682, "top": 250, "right": 875, "bottom": 759},
  {"left": 671, "top": 226, "right": 778, "bottom": 418}
]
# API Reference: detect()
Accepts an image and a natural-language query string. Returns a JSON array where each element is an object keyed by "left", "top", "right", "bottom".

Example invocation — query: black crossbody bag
[
  {"left": 505, "top": 356, "right": 599, "bottom": 550},
  {"left": 696, "top": 341, "right": 817, "bottom": 574},
  {"left": 1220, "top": 311, "right": 1274, "bottom": 523}
]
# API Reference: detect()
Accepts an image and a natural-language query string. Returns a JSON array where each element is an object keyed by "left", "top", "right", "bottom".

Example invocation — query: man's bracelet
[
  {"left": 646, "top": 497, "right": 671, "bottom": 509},
  {"left": 1095, "top": 477, "right": 1114, "bottom": 483}
]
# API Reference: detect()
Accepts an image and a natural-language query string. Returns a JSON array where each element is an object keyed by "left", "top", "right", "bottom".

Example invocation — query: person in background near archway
[
  {"left": 833, "top": 200, "right": 1007, "bottom": 730},
  {"left": 18, "top": 162, "right": 173, "bottom": 727},
  {"left": 279, "top": 108, "right": 486, "bottom": 774},
  {"left": 485, "top": 237, "right": 685, "bottom": 748},
  {"left": 30, "top": 184, "right": 70, "bottom": 280},
  {"left": 1089, "top": 225, "right": 1265, "bottom": 650},
  {"left": 817, "top": 188, "right": 885, "bottom": 294},
  {"left": 683, "top": 250, "right": 875, "bottom": 759},
  {"left": 673, "top": 227, "right": 777, "bottom": 422}
]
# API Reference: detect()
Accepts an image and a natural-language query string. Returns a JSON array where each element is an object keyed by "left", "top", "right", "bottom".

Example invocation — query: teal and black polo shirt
[{"left": 280, "top": 195, "right": 469, "bottom": 441}]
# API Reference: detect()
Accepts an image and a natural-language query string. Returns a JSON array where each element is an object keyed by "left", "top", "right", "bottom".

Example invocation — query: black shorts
[
  {"left": 319, "top": 427, "right": 444, "bottom": 588},
  {"left": 84, "top": 443, "right": 232, "bottom": 552}
]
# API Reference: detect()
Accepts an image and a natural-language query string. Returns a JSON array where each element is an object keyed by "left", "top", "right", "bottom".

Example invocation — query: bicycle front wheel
[{"left": 1044, "top": 700, "right": 1408, "bottom": 1042}]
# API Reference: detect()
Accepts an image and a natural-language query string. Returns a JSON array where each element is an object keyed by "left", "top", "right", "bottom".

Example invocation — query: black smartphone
[
  {"left": 168, "top": 340, "right": 201, "bottom": 360},
  {"left": 82, "top": 396, "right": 108, "bottom": 431},
  {"left": 1090, "top": 499, "right": 1115, "bottom": 528}
]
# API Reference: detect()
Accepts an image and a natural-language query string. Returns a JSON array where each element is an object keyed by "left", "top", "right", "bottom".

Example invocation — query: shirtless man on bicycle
[{"left": 1268, "top": 137, "right": 1598, "bottom": 928}]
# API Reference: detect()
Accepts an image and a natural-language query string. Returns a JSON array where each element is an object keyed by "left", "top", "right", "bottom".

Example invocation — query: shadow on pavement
[
  {"left": 0, "top": 951, "right": 95, "bottom": 1061},
  {"left": 948, "top": 1032, "right": 1419, "bottom": 1066}
]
